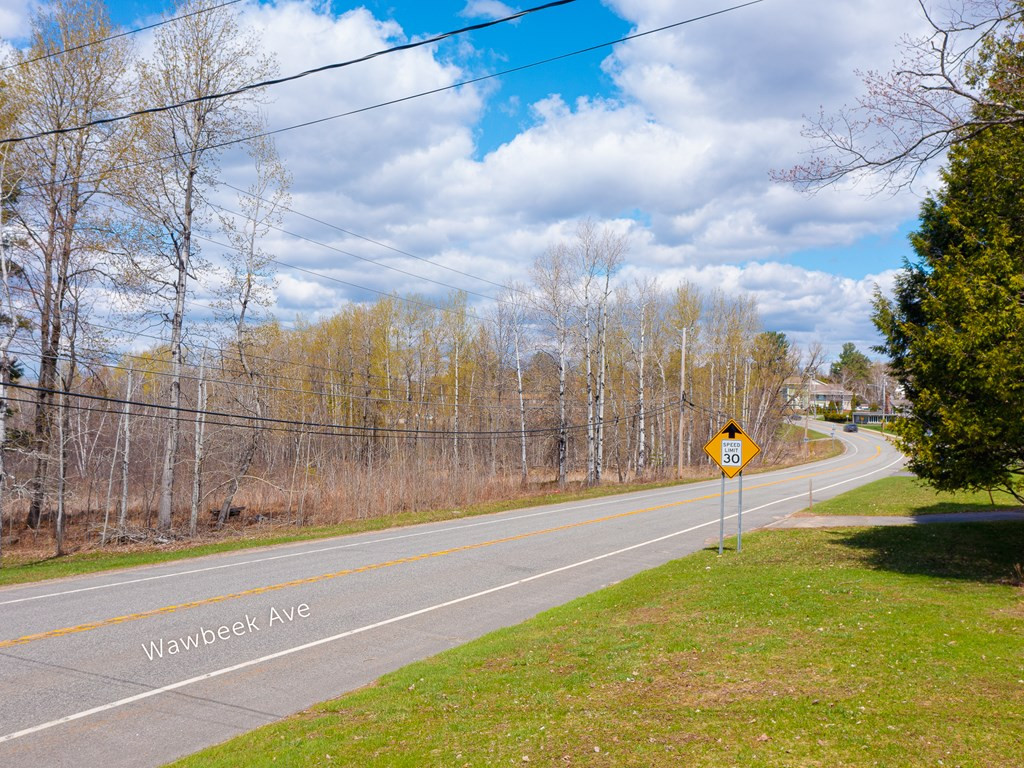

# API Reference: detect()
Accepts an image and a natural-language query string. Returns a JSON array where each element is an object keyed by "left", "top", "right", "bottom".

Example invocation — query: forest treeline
[{"left": 0, "top": 0, "right": 805, "bottom": 560}]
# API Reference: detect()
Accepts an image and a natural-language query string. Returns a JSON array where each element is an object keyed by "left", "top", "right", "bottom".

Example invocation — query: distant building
[
  {"left": 852, "top": 410, "right": 907, "bottom": 426},
  {"left": 782, "top": 377, "right": 854, "bottom": 413}
]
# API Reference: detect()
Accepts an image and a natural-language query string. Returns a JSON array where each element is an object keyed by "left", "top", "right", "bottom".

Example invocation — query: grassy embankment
[
  {"left": 170, "top": 477, "right": 1024, "bottom": 768},
  {"left": 780, "top": 424, "right": 828, "bottom": 441},
  {"left": 809, "top": 475, "right": 1022, "bottom": 516}
]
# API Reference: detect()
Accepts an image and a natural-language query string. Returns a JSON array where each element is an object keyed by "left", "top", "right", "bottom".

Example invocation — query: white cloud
[
  {"left": 224, "top": 0, "right": 931, "bottom": 355},
  {"left": 459, "top": 1, "right": 518, "bottom": 21},
  {"left": 274, "top": 273, "right": 341, "bottom": 311},
  {"left": 2, "top": 0, "right": 937, "bottom": 357},
  {"left": 0, "top": 0, "right": 29, "bottom": 39}
]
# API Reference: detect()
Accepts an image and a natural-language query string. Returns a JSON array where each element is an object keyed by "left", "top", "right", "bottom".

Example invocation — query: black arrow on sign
[{"left": 722, "top": 423, "right": 742, "bottom": 439}]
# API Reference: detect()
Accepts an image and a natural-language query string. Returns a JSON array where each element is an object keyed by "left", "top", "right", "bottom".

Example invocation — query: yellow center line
[{"left": 0, "top": 445, "right": 883, "bottom": 649}]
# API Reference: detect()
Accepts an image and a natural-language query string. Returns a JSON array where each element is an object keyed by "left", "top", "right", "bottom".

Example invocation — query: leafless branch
[{"left": 776, "top": 0, "right": 1024, "bottom": 193}]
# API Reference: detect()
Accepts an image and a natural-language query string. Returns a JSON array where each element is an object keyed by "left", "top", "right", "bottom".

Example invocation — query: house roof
[{"left": 782, "top": 377, "right": 852, "bottom": 397}]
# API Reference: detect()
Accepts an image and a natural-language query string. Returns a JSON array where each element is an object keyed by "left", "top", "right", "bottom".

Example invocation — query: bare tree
[
  {"left": 625, "top": 278, "right": 658, "bottom": 476},
  {"left": 501, "top": 283, "right": 531, "bottom": 481},
  {"left": 671, "top": 282, "right": 702, "bottom": 473},
  {"left": 532, "top": 245, "right": 573, "bottom": 488},
  {"left": 569, "top": 221, "right": 625, "bottom": 485},
  {"left": 125, "top": 0, "right": 275, "bottom": 531},
  {"left": 6, "top": 0, "right": 132, "bottom": 530},
  {"left": 441, "top": 292, "right": 470, "bottom": 472},
  {"left": 0, "top": 157, "right": 30, "bottom": 566},
  {"left": 779, "top": 0, "right": 1024, "bottom": 191},
  {"left": 214, "top": 135, "right": 289, "bottom": 530},
  {"left": 116, "top": 367, "right": 135, "bottom": 538}
]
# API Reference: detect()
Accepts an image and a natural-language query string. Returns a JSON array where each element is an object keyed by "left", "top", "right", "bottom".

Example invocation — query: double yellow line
[{"left": 0, "top": 445, "right": 881, "bottom": 649}]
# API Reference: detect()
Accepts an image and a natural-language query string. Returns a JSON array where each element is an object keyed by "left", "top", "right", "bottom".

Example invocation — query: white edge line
[
  {"left": 0, "top": 515, "right": 724, "bottom": 744},
  {"left": 0, "top": 450, "right": 905, "bottom": 745},
  {"left": 0, "top": 437, "right": 863, "bottom": 606},
  {"left": 0, "top": 492, "right": 702, "bottom": 605}
]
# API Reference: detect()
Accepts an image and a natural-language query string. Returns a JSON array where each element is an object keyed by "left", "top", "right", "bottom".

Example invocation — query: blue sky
[
  {"left": 4, "top": 0, "right": 935, "bottom": 355},
  {"left": 106, "top": 0, "right": 634, "bottom": 155}
]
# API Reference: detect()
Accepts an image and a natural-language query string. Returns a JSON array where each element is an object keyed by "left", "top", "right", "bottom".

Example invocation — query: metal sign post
[
  {"left": 704, "top": 419, "right": 761, "bottom": 554},
  {"left": 737, "top": 470, "right": 744, "bottom": 552},
  {"left": 718, "top": 471, "right": 725, "bottom": 555}
]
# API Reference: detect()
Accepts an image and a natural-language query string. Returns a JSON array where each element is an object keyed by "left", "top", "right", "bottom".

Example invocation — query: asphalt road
[{"left": 0, "top": 425, "right": 903, "bottom": 767}]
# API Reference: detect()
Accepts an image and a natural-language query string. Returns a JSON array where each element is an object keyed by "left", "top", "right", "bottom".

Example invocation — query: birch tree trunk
[
  {"left": 117, "top": 368, "right": 134, "bottom": 533},
  {"left": 190, "top": 355, "right": 208, "bottom": 536}
]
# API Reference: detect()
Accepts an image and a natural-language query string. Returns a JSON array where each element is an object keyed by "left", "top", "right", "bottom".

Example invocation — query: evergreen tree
[{"left": 873, "top": 119, "right": 1024, "bottom": 502}]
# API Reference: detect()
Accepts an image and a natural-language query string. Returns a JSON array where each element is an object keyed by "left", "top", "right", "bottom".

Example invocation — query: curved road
[{"left": 0, "top": 425, "right": 903, "bottom": 767}]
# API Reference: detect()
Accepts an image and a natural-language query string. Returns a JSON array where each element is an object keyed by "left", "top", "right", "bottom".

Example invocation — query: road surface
[{"left": 0, "top": 425, "right": 903, "bottom": 767}]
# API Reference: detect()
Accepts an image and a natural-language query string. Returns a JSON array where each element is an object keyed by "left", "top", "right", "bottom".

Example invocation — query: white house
[{"left": 781, "top": 377, "right": 854, "bottom": 413}]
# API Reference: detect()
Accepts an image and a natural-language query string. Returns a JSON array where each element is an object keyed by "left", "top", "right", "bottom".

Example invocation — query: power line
[
  {"left": 0, "top": 0, "right": 245, "bottom": 73},
  {"left": 208, "top": 200, "right": 508, "bottom": 304},
  {"left": 0, "top": 0, "right": 579, "bottom": 146},
  {"left": 217, "top": 181, "right": 523, "bottom": 296},
  {"left": 0, "top": 281, "right": 501, "bottom": 398},
  {"left": 9, "top": 0, "right": 766, "bottom": 193},
  {"left": 201, "top": 0, "right": 769, "bottom": 158},
  {"left": 4, "top": 380, "right": 545, "bottom": 437},
  {"left": 5, "top": 391, "right": 693, "bottom": 446},
  {"left": 0, "top": 273, "right": 729, "bottom": 417},
  {"left": 41, "top": 195, "right": 506, "bottom": 326},
  {"left": 0, "top": 393, "right": 530, "bottom": 443},
  {"left": 5, "top": 342, "right": 551, "bottom": 414},
  {"left": 189, "top": 228, "right": 499, "bottom": 324},
  {"left": 4, "top": 379, "right": 686, "bottom": 439}
]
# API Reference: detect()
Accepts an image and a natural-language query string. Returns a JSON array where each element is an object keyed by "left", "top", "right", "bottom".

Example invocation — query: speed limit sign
[
  {"left": 722, "top": 439, "right": 742, "bottom": 468},
  {"left": 704, "top": 420, "right": 760, "bottom": 479}
]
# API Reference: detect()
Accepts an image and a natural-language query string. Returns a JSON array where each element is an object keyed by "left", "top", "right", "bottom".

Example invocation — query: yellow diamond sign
[{"left": 703, "top": 419, "right": 761, "bottom": 479}]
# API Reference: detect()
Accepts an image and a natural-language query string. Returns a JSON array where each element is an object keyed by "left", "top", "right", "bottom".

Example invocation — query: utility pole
[
  {"left": 803, "top": 373, "right": 810, "bottom": 454},
  {"left": 677, "top": 326, "right": 686, "bottom": 479},
  {"left": 881, "top": 374, "right": 887, "bottom": 433}
]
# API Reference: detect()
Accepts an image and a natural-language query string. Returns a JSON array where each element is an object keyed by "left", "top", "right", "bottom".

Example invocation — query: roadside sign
[{"left": 703, "top": 419, "right": 760, "bottom": 479}]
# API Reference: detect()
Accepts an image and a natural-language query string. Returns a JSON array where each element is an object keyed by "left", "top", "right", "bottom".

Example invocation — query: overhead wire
[
  {"left": 0, "top": 281, "right": 739, "bottom": 419},
  {"left": 2, "top": 1, "right": 767, "bottom": 329},
  {"left": 218, "top": 180, "right": 523, "bottom": 296},
  {"left": 7, "top": 0, "right": 767, "bottom": 195},
  {"left": 3, "top": 392, "right": 692, "bottom": 446},
  {"left": 3, "top": 379, "right": 688, "bottom": 440},
  {"left": 0, "top": 1, "right": 769, "bottom": 427},
  {"left": 1, "top": 275, "right": 751, "bottom": 423},
  {"left": 0, "top": 0, "right": 580, "bottom": 146},
  {"left": 0, "top": 0, "right": 245, "bottom": 73},
  {"left": 4, "top": 341, "right": 554, "bottom": 414},
  {"left": 0, "top": 393, "right": 531, "bottom": 443},
  {"left": 49, "top": 195, "right": 506, "bottom": 326},
  {"left": 203, "top": 201, "right": 508, "bottom": 304},
  {"left": 190, "top": 228, "right": 499, "bottom": 324},
  {"left": 184, "top": 0, "right": 769, "bottom": 160},
  {"left": 207, "top": 196, "right": 512, "bottom": 302}
]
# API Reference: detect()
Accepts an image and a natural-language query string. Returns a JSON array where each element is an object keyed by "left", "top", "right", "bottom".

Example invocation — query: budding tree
[
  {"left": 123, "top": 0, "right": 275, "bottom": 531},
  {"left": 4, "top": 0, "right": 132, "bottom": 530},
  {"left": 781, "top": 0, "right": 1024, "bottom": 191}
]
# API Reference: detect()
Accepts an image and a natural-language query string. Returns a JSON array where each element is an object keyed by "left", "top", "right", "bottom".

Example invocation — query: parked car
[{"left": 843, "top": 423, "right": 858, "bottom": 432}]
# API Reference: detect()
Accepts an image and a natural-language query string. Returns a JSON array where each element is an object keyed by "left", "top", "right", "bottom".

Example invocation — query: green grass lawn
[
  {"left": 809, "top": 476, "right": 1022, "bottom": 516},
  {"left": 780, "top": 423, "right": 829, "bottom": 441},
  {"left": 169, "top": 520, "right": 1024, "bottom": 766}
]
